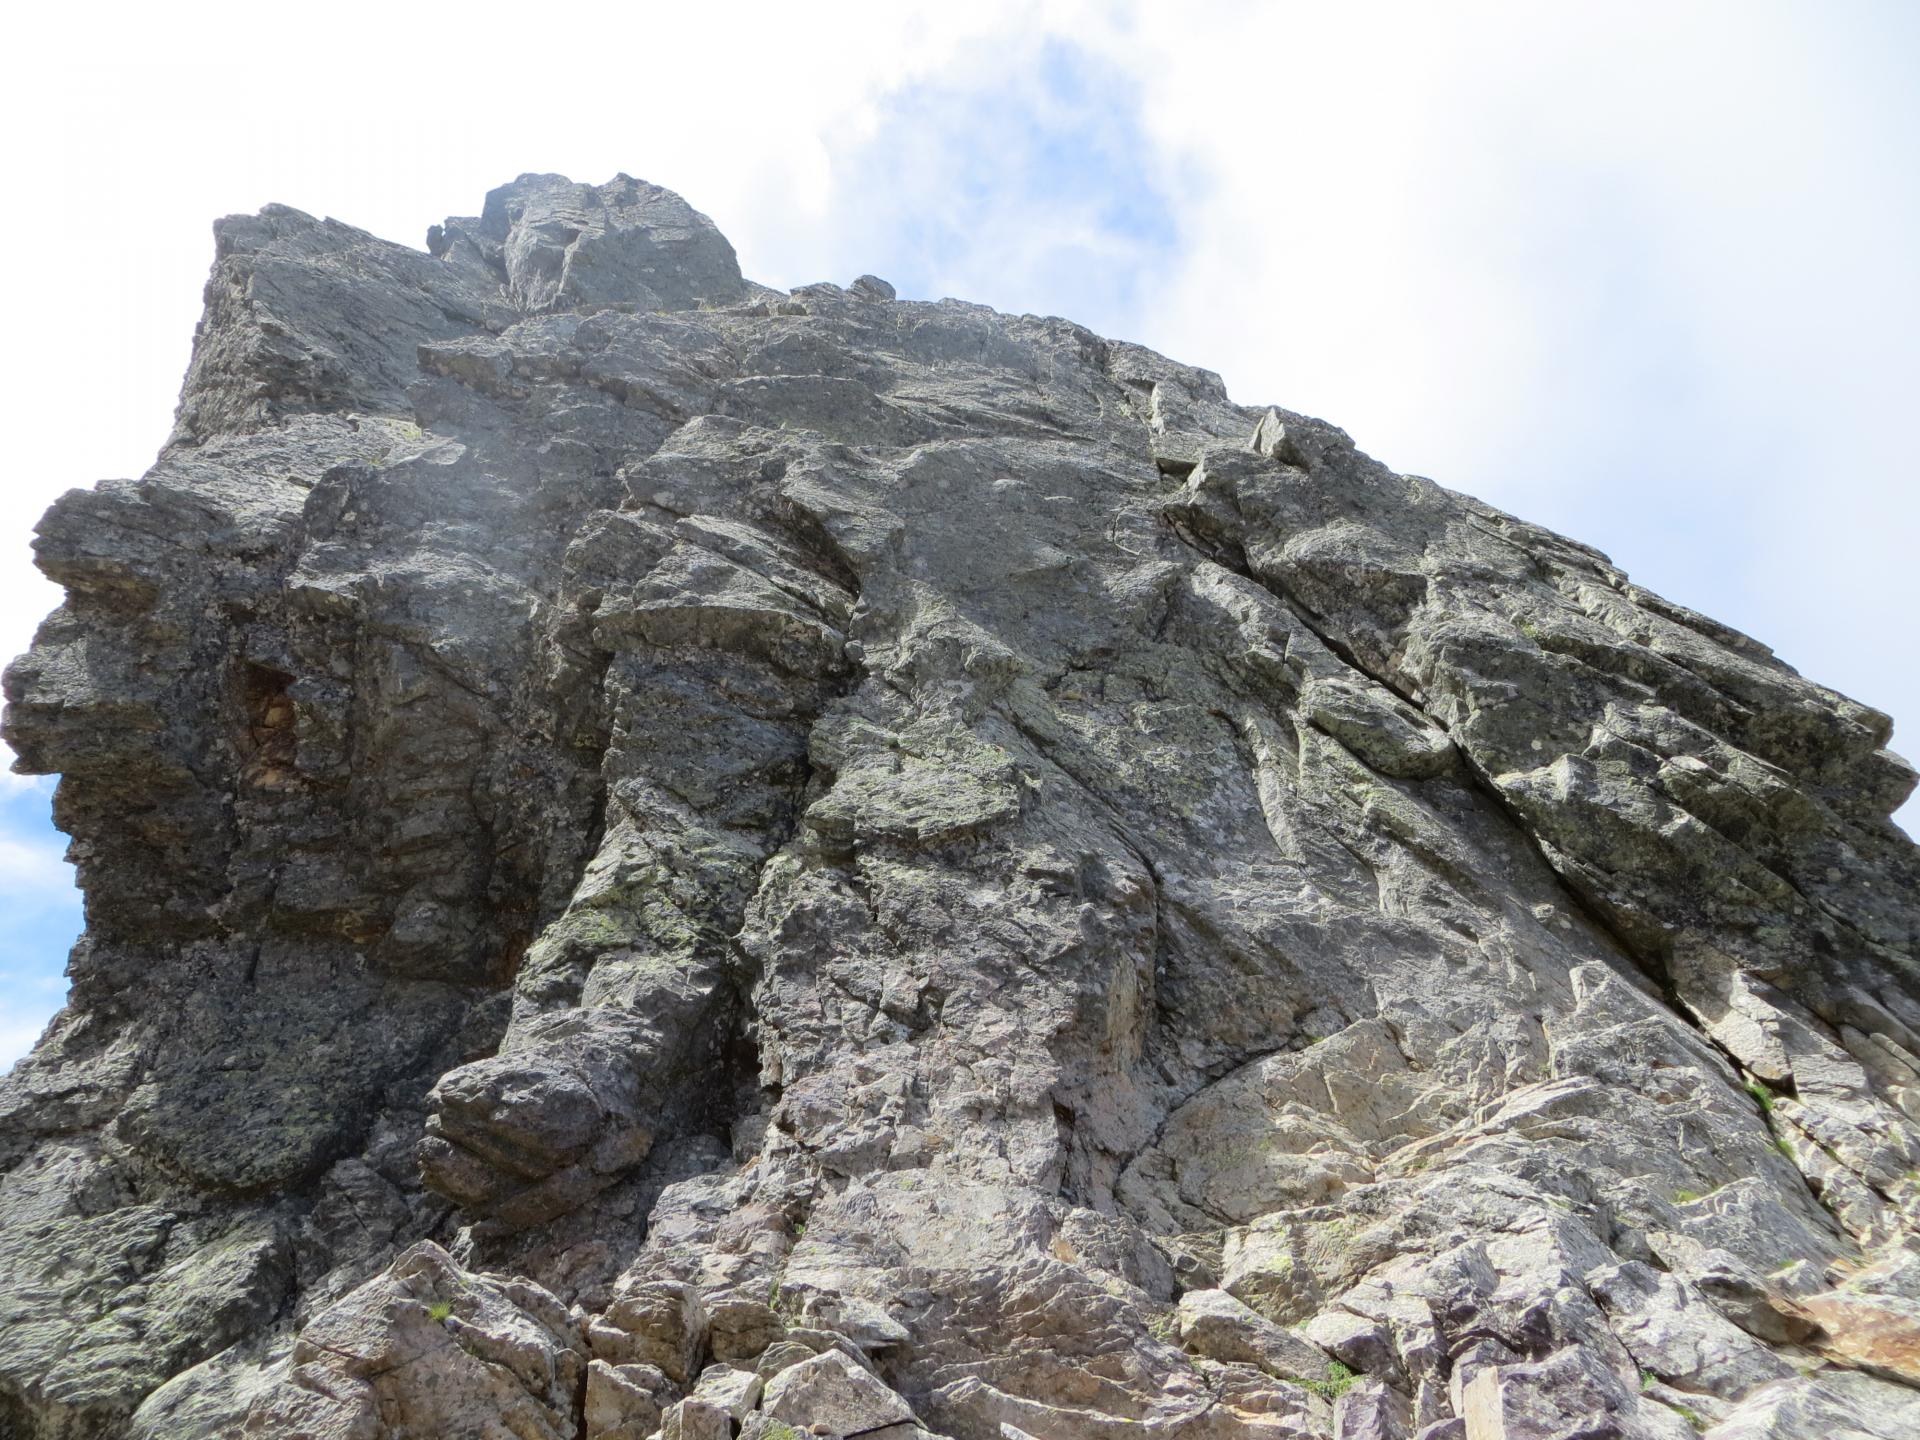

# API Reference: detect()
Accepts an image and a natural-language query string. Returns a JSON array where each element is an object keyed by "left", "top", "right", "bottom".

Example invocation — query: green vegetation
[
  {"left": 426, "top": 1301, "right": 453, "bottom": 1323},
  {"left": 1775, "top": 1136, "right": 1795, "bottom": 1159},
  {"left": 1303, "top": 1360, "right": 1360, "bottom": 1401},
  {"left": 1672, "top": 1177, "right": 1735, "bottom": 1204},
  {"left": 767, "top": 1280, "right": 802, "bottom": 1321},
  {"left": 1641, "top": 1371, "right": 1703, "bottom": 1427},
  {"left": 1745, "top": 1079, "right": 1775, "bottom": 1115}
]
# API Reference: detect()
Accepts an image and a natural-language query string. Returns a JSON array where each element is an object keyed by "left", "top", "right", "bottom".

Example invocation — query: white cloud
[
  {"left": 0, "top": 832, "right": 72, "bottom": 900},
  {"left": 0, "top": 1015, "right": 55, "bottom": 1074},
  {"left": 0, "top": 771, "right": 53, "bottom": 799},
  {"left": 1109, "top": 5, "right": 1918, "bottom": 769}
]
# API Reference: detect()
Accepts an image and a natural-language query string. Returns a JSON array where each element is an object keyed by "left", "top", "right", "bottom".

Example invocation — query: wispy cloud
[
  {"left": 0, "top": 769, "right": 53, "bottom": 798},
  {"left": 1092, "top": 4, "right": 1919, "bottom": 808},
  {"left": 0, "top": 833, "right": 71, "bottom": 901},
  {"left": 0, "top": 1015, "right": 56, "bottom": 1074},
  {"left": 798, "top": 38, "right": 1180, "bottom": 333}
]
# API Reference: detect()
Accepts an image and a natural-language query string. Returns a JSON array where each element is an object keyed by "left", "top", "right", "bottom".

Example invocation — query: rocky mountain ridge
[{"left": 2, "top": 172, "right": 1917, "bottom": 1440}]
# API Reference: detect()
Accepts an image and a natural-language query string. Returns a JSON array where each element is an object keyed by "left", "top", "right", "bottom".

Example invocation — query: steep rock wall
[{"left": 2, "top": 174, "right": 1917, "bottom": 1440}]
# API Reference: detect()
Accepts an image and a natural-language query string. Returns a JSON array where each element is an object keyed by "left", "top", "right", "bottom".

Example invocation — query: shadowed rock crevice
[{"left": 3, "top": 174, "right": 1919, "bottom": 1440}]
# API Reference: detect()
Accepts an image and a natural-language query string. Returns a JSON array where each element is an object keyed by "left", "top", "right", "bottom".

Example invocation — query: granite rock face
[{"left": 3, "top": 173, "right": 1918, "bottom": 1440}]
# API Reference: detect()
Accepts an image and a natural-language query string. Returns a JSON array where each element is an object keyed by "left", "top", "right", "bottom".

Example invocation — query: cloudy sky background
[{"left": 3, "top": 1, "right": 1915, "bottom": 1065}]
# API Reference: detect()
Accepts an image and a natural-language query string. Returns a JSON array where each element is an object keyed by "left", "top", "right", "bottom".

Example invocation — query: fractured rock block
[{"left": 762, "top": 1351, "right": 918, "bottom": 1435}]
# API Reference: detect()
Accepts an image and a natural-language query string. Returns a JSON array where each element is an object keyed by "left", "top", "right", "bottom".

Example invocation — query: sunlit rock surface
[{"left": 3, "top": 173, "right": 1917, "bottom": 1440}]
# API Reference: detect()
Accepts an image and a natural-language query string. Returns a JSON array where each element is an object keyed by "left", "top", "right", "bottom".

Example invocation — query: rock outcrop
[{"left": 3, "top": 173, "right": 1918, "bottom": 1440}]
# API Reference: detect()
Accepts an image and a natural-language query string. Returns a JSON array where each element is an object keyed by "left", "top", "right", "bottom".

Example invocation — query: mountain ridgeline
[{"left": 3, "top": 174, "right": 1918, "bottom": 1440}]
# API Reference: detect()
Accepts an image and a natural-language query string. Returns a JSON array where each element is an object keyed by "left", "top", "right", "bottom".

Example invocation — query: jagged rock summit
[{"left": 3, "top": 172, "right": 1918, "bottom": 1440}]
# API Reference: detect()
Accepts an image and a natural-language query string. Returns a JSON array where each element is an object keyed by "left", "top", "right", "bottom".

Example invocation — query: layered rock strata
[{"left": 3, "top": 173, "right": 1918, "bottom": 1440}]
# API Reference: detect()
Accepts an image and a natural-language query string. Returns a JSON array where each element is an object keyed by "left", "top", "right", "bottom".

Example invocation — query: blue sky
[
  {"left": 0, "top": 777, "right": 79, "bottom": 1065},
  {"left": 3, "top": 2, "right": 1917, "bottom": 1067}
]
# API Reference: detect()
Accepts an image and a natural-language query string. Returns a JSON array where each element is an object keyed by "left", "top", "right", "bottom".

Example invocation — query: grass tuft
[{"left": 1303, "top": 1360, "right": 1360, "bottom": 1401}]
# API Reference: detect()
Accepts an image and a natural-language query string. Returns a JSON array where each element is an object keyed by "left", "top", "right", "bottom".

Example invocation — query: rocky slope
[{"left": 3, "top": 173, "right": 1918, "bottom": 1440}]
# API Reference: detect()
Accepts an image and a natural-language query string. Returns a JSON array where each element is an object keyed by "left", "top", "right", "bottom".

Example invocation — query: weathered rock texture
[{"left": 3, "top": 173, "right": 1918, "bottom": 1440}]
